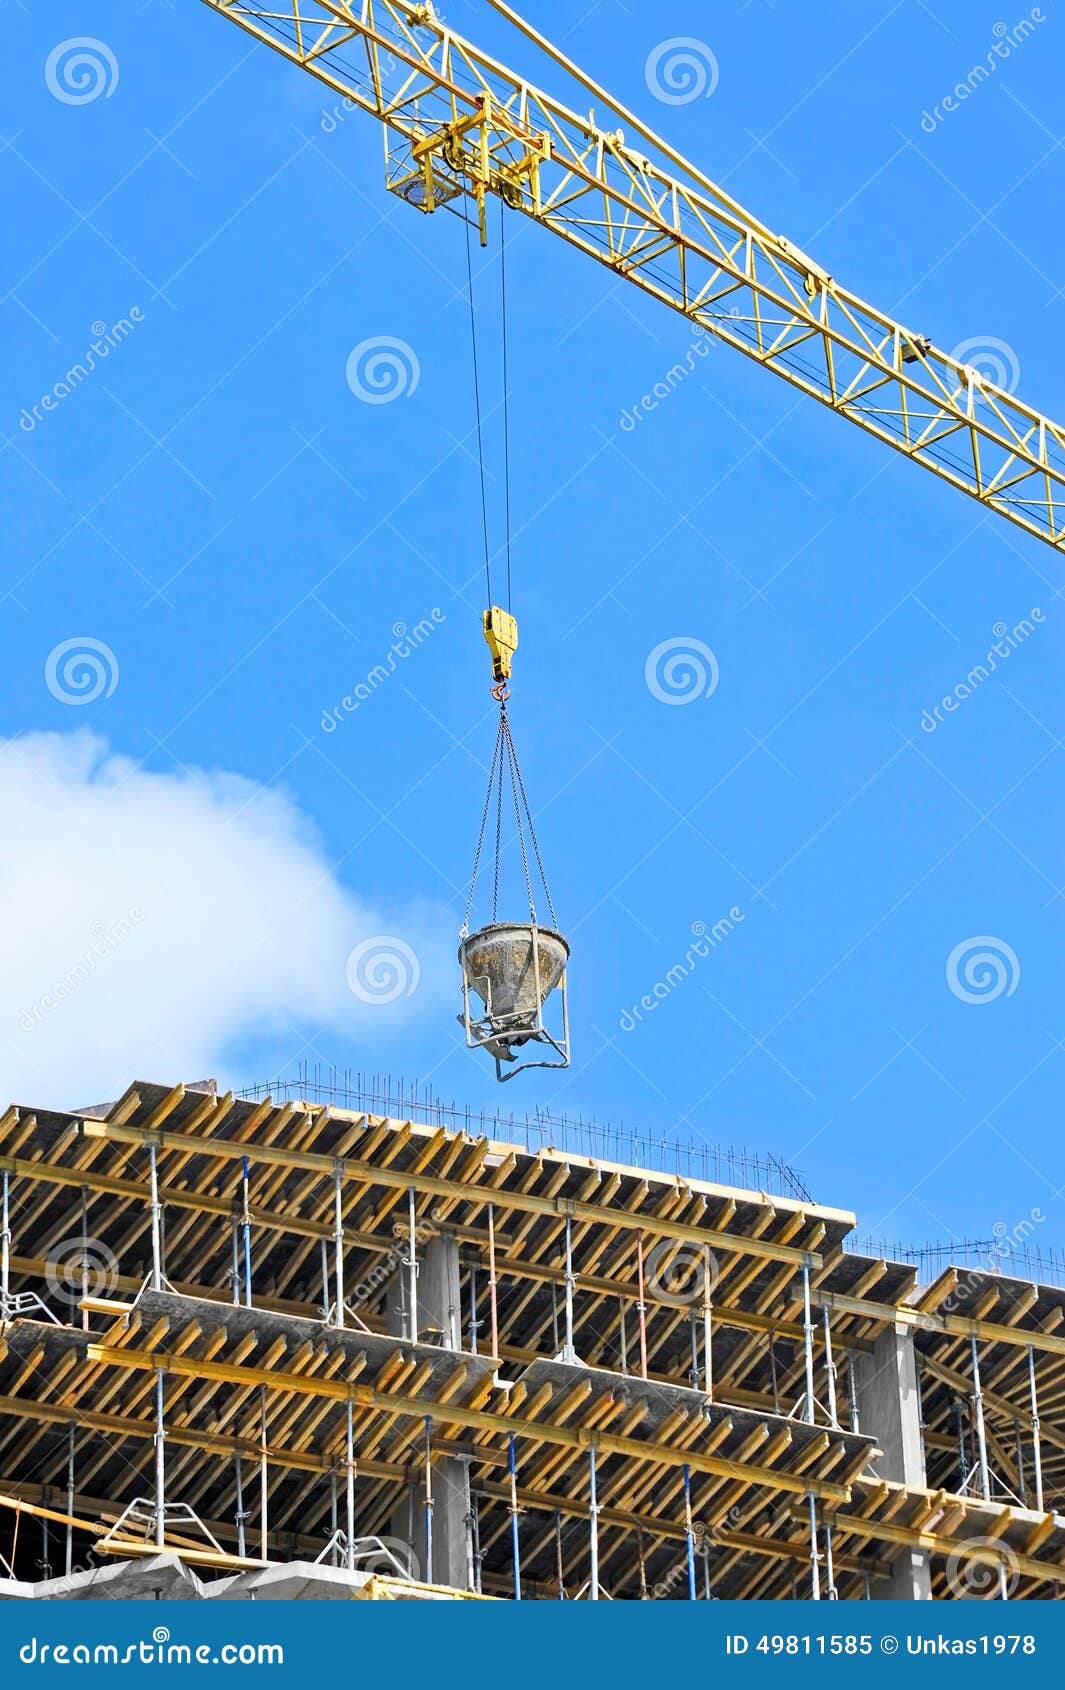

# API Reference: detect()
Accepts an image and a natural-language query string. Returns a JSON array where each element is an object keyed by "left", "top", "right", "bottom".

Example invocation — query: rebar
[{"left": 238, "top": 1067, "right": 813, "bottom": 1202}]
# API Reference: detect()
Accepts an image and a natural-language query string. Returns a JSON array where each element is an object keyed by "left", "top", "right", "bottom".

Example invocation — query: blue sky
[{"left": 3, "top": 0, "right": 1063, "bottom": 1258}]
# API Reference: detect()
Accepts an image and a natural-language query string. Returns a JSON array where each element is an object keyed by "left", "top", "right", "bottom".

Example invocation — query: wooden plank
[
  {"left": 76, "top": 1120, "right": 823, "bottom": 1268},
  {"left": 79, "top": 1339, "right": 851, "bottom": 1500},
  {"left": 819, "top": 1290, "right": 1065, "bottom": 1359}
]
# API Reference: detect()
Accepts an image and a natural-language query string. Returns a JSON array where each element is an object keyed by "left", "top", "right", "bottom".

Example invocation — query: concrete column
[
  {"left": 385, "top": 1230, "right": 461, "bottom": 1346},
  {"left": 853, "top": 1323, "right": 932, "bottom": 1600},
  {"left": 387, "top": 1233, "right": 471, "bottom": 1588}
]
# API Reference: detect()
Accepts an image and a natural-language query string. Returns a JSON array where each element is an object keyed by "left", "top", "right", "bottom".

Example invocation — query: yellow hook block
[{"left": 483, "top": 605, "right": 518, "bottom": 689}]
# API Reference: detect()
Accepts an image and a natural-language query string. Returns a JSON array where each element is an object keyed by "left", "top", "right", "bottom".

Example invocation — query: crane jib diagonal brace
[{"left": 198, "top": 0, "right": 1065, "bottom": 551}]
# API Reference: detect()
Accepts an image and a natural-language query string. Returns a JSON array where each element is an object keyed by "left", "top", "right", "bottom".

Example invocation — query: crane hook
[{"left": 483, "top": 606, "right": 518, "bottom": 702}]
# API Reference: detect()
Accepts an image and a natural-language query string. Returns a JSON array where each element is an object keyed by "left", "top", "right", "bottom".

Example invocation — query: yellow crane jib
[
  {"left": 194, "top": 0, "right": 1065, "bottom": 555},
  {"left": 484, "top": 606, "right": 518, "bottom": 700}
]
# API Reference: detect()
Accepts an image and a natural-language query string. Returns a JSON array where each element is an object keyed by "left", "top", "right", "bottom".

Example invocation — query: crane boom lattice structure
[{"left": 199, "top": 0, "right": 1065, "bottom": 551}]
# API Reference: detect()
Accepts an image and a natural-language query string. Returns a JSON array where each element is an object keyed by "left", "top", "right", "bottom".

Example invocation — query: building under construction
[{"left": 0, "top": 1076, "right": 1062, "bottom": 1602}]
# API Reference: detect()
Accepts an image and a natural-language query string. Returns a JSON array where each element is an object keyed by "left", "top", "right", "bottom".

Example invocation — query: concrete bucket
[{"left": 458, "top": 922, "right": 570, "bottom": 1076}]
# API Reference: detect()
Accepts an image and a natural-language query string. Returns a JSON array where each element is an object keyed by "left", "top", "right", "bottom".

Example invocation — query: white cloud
[{"left": 0, "top": 730, "right": 452, "bottom": 1110}]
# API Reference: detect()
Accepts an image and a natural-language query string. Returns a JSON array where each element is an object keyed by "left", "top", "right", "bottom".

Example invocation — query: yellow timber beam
[
  {"left": 819, "top": 1290, "right": 1065, "bottom": 1360},
  {"left": 827, "top": 1511, "right": 1065, "bottom": 1589},
  {"left": 75, "top": 1119, "right": 823, "bottom": 1267},
  {"left": 80, "top": 1339, "right": 851, "bottom": 1501}
]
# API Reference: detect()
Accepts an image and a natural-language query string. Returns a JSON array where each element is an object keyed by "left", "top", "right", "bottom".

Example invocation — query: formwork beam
[
  {"left": 75, "top": 1340, "right": 853, "bottom": 1502},
  {"left": 74, "top": 1121, "right": 823, "bottom": 1268}
]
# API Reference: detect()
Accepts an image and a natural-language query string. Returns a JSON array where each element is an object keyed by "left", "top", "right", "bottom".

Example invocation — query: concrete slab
[
  {"left": 33, "top": 1554, "right": 206, "bottom": 1601},
  {"left": 0, "top": 1577, "right": 35, "bottom": 1600},
  {"left": 515, "top": 1356, "right": 874, "bottom": 1465},
  {"left": 132, "top": 1290, "right": 497, "bottom": 1402},
  {"left": 207, "top": 1562, "right": 374, "bottom": 1601}
]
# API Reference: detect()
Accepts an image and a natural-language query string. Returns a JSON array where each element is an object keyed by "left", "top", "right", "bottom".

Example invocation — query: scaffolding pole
[
  {"left": 847, "top": 1353, "right": 861, "bottom": 1433},
  {"left": 149, "top": 1144, "right": 162, "bottom": 1294},
  {"left": 407, "top": 1189, "right": 419, "bottom": 1343},
  {"left": 508, "top": 1432, "right": 521, "bottom": 1600},
  {"left": 702, "top": 1249, "right": 714, "bottom": 1398},
  {"left": 823, "top": 1521, "right": 837, "bottom": 1600},
  {"left": 79, "top": 1186, "right": 90, "bottom": 1333},
  {"left": 807, "top": 1493, "right": 820, "bottom": 1601},
  {"left": 461, "top": 1458, "right": 476, "bottom": 1592},
  {"left": 240, "top": 1157, "right": 252, "bottom": 1309},
  {"left": 153, "top": 1368, "right": 166, "bottom": 1548},
  {"left": 345, "top": 1402, "right": 356, "bottom": 1573},
  {"left": 588, "top": 1444, "right": 599, "bottom": 1600},
  {"left": 488, "top": 1205, "right": 499, "bottom": 1364},
  {"left": 802, "top": 1264, "right": 816, "bottom": 1423},
  {"left": 65, "top": 1428, "right": 74, "bottom": 1577},
  {"left": 423, "top": 1415, "right": 433, "bottom": 1583},
  {"left": 471, "top": 1487, "right": 483, "bottom": 1595},
  {"left": 970, "top": 1335, "right": 991, "bottom": 1502},
  {"left": 0, "top": 1169, "right": 10, "bottom": 1314},
  {"left": 563, "top": 1215, "right": 575, "bottom": 1363},
  {"left": 636, "top": 1237, "right": 649, "bottom": 1380},
  {"left": 955, "top": 1399, "right": 970, "bottom": 1494},
  {"left": 259, "top": 1388, "right": 268, "bottom": 1561},
  {"left": 234, "top": 1451, "right": 246, "bottom": 1559},
  {"left": 1028, "top": 1345, "right": 1044, "bottom": 1512},
  {"left": 683, "top": 1464, "right": 696, "bottom": 1600},
  {"left": 822, "top": 1304, "right": 838, "bottom": 1427},
  {"left": 333, "top": 1164, "right": 345, "bottom": 1329}
]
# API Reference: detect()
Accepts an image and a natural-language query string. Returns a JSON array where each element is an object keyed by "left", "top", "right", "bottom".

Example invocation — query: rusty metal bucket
[{"left": 458, "top": 922, "right": 570, "bottom": 1079}]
